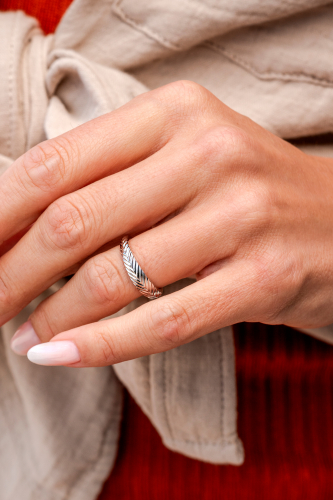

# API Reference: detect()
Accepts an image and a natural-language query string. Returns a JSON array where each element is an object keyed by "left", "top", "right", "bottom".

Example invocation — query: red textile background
[
  {"left": 101, "top": 324, "right": 333, "bottom": 500},
  {"left": 0, "top": 0, "right": 71, "bottom": 33},
  {"left": 1, "top": 1, "right": 333, "bottom": 498}
]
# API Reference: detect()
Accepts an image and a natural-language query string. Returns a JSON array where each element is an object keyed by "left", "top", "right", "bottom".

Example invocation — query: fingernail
[
  {"left": 27, "top": 341, "right": 81, "bottom": 366},
  {"left": 11, "top": 321, "right": 41, "bottom": 355}
]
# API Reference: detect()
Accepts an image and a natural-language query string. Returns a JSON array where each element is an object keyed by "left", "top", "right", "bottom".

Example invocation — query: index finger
[{"left": 0, "top": 90, "right": 172, "bottom": 246}]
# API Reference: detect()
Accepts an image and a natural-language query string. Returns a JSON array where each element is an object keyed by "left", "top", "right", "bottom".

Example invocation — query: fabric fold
[
  {"left": 1, "top": 283, "right": 123, "bottom": 500},
  {"left": 113, "top": 280, "right": 244, "bottom": 465}
]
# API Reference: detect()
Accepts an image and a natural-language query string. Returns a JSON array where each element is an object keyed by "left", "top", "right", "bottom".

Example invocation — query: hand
[{"left": 2, "top": 81, "right": 333, "bottom": 367}]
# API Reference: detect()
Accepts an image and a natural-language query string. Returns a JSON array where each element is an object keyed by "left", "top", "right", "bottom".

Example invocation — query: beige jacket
[{"left": 1, "top": 1, "right": 333, "bottom": 498}]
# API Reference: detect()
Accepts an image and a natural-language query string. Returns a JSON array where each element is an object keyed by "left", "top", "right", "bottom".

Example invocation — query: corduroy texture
[{"left": 99, "top": 324, "right": 333, "bottom": 500}]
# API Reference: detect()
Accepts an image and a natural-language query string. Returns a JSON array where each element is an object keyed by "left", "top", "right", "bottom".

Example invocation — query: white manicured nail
[
  {"left": 11, "top": 321, "right": 41, "bottom": 355},
  {"left": 27, "top": 341, "right": 81, "bottom": 366}
]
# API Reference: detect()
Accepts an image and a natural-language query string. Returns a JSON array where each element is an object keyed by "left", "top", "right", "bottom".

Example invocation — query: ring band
[{"left": 120, "top": 236, "right": 163, "bottom": 300}]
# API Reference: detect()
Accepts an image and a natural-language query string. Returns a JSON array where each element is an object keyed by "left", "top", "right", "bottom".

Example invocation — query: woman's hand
[{"left": 2, "top": 81, "right": 333, "bottom": 367}]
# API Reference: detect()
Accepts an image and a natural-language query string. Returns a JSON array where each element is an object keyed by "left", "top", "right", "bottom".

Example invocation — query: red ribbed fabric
[
  {"left": 0, "top": 0, "right": 72, "bottom": 33},
  {"left": 98, "top": 324, "right": 333, "bottom": 500},
  {"left": 1, "top": 1, "right": 333, "bottom": 498}
]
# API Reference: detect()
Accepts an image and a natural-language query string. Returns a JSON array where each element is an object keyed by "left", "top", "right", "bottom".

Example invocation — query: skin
[{"left": 1, "top": 80, "right": 333, "bottom": 367}]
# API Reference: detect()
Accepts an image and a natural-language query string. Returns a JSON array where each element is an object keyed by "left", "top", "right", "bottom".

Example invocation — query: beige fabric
[
  {"left": 112, "top": 281, "right": 242, "bottom": 464},
  {"left": 1, "top": 282, "right": 123, "bottom": 500},
  {"left": 1, "top": 1, "right": 333, "bottom": 498}
]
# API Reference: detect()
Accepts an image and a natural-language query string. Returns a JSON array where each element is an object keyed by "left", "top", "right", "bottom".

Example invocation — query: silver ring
[{"left": 120, "top": 236, "right": 163, "bottom": 300}]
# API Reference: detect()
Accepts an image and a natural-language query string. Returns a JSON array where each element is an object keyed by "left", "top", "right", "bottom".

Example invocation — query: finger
[
  {"left": 26, "top": 259, "right": 265, "bottom": 367},
  {"left": 0, "top": 145, "right": 201, "bottom": 326},
  {"left": 0, "top": 226, "right": 31, "bottom": 257},
  {"left": 0, "top": 87, "right": 175, "bottom": 245},
  {"left": 14, "top": 203, "right": 239, "bottom": 353}
]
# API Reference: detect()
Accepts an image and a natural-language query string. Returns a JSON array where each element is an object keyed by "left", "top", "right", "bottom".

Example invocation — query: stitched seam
[
  {"left": 162, "top": 352, "right": 174, "bottom": 440},
  {"left": 112, "top": 0, "right": 182, "bottom": 51},
  {"left": 62, "top": 370, "right": 123, "bottom": 500},
  {"left": 165, "top": 435, "right": 239, "bottom": 447},
  {"left": 205, "top": 41, "right": 333, "bottom": 88}
]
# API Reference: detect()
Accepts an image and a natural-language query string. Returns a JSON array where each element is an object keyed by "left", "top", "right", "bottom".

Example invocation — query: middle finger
[{"left": 0, "top": 147, "right": 199, "bottom": 326}]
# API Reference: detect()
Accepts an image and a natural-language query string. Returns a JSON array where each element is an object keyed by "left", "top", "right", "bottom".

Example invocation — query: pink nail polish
[
  {"left": 11, "top": 321, "right": 41, "bottom": 356},
  {"left": 27, "top": 341, "right": 81, "bottom": 366}
]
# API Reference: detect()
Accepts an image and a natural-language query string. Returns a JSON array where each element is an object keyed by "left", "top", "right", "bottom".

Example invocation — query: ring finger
[{"left": 12, "top": 206, "right": 237, "bottom": 353}]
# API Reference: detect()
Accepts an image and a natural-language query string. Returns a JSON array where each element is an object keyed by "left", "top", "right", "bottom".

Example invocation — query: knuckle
[
  {"left": 236, "top": 183, "right": 273, "bottom": 231},
  {"left": 151, "top": 80, "right": 208, "bottom": 117},
  {"left": 20, "top": 138, "right": 76, "bottom": 192},
  {"left": 0, "top": 269, "right": 12, "bottom": 311},
  {"left": 187, "top": 126, "right": 255, "bottom": 182},
  {"left": 194, "top": 126, "right": 253, "bottom": 167},
  {"left": 251, "top": 250, "right": 304, "bottom": 323},
  {"left": 93, "top": 326, "right": 118, "bottom": 365},
  {"left": 43, "top": 196, "right": 92, "bottom": 251},
  {"left": 167, "top": 79, "right": 206, "bottom": 100},
  {"left": 221, "top": 180, "right": 274, "bottom": 242},
  {"left": 30, "top": 307, "right": 56, "bottom": 341},
  {"left": 83, "top": 255, "right": 125, "bottom": 306},
  {"left": 149, "top": 300, "right": 192, "bottom": 346},
  {"left": 0, "top": 263, "right": 26, "bottom": 313}
]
